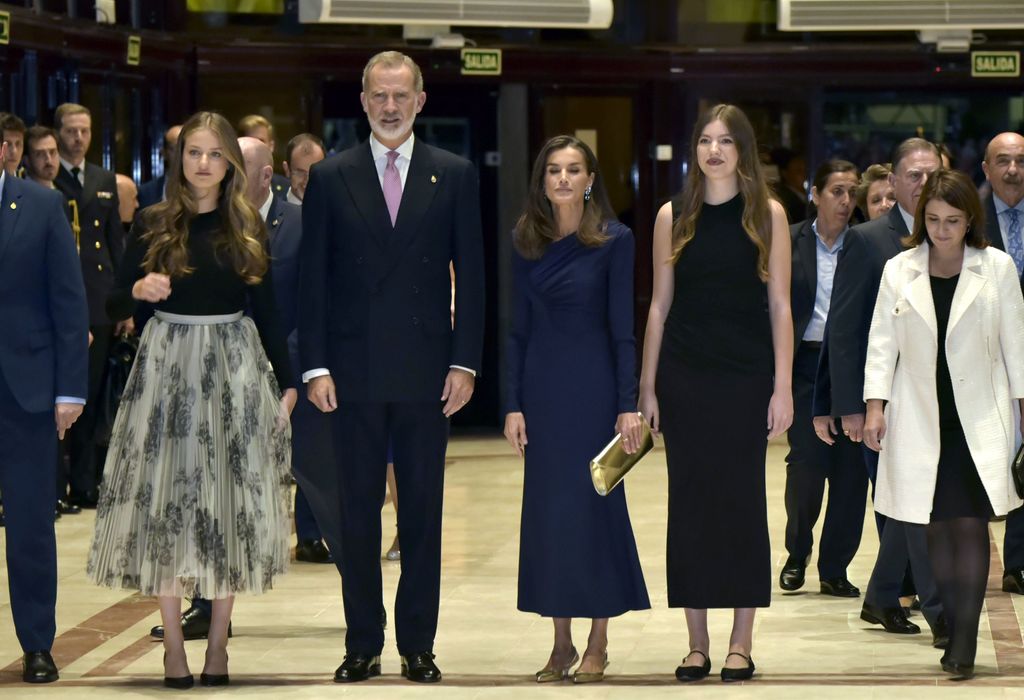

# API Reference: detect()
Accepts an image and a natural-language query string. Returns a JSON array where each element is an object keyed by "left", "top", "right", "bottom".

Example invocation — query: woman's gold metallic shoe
[
  {"left": 572, "top": 652, "right": 609, "bottom": 684},
  {"left": 535, "top": 647, "right": 578, "bottom": 682}
]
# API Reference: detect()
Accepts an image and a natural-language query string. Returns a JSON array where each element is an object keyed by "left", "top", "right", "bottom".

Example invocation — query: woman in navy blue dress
[{"left": 505, "top": 135, "right": 650, "bottom": 684}]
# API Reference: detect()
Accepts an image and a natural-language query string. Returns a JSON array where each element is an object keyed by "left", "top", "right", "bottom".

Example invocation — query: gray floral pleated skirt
[{"left": 87, "top": 311, "right": 292, "bottom": 598}]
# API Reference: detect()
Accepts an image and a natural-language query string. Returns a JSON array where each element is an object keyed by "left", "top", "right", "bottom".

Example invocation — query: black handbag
[
  {"left": 94, "top": 333, "right": 139, "bottom": 446},
  {"left": 1014, "top": 443, "right": 1024, "bottom": 500}
]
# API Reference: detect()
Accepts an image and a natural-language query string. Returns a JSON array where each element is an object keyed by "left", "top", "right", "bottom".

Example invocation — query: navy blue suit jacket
[
  {"left": 137, "top": 174, "right": 165, "bottom": 210},
  {"left": 0, "top": 176, "right": 89, "bottom": 413},
  {"left": 821, "top": 205, "right": 908, "bottom": 418},
  {"left": 266, "top": 193, "right": 302, "bottom": 386},
  {"left": 298, "top": 140, "right": 485, "bottom": 403}
]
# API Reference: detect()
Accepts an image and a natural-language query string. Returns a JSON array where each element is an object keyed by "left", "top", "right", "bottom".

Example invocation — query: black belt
[{"left": 800, "top": 340, "right": 823, "bottom": 351}]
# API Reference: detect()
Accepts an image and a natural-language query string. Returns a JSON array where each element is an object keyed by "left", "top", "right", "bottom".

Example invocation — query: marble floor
[{"left": 2, "top": 434, "right": 1023, "bottom": 698}]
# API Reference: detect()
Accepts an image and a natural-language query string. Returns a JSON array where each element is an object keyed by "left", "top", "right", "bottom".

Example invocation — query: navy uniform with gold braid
[{"left": 53, "top": 161, "right": 124, "bottom": 505}]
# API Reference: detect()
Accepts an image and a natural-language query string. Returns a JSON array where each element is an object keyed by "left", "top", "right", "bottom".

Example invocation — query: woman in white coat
[{"left": 863, "top": 169, "right": 1024, "bottom": 680}]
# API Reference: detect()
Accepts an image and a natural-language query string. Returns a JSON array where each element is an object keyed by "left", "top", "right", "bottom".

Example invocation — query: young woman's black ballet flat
[
  {"left": 200, "top": 672, "right": 230, "bottom": 686},
  {"left": 163, "top": 674, "right": 194, "bottom": 689},
  {"left": 720, "top": 652, "right": 755, "bottom": 682},
  {"left": 675, "top": 650, "right": 711, "bottom": 681}
]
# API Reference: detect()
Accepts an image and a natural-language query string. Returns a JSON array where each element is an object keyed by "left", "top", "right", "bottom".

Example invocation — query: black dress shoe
[
  {"left": 675, "top": 650, "right": 711, "bottom": 682},
  {"left": 334, "top": 653, "right": 381, "bottom": 683},
  {"left": 22, "top": 650, "right": 59, "bottom": 683},
  {"left": 931, "top": 615, "right": 949, "bottom": 649},
  {"left": 941, "top": 659, "right": 975, "bottom": 680},
  {"left": 56, "top": 499, "right": 82, "bottom": 515},
  {"left": 200, "top": 672, "right": 230, "bottom": 686},
  {"left": 860, "top": 603, "right": 920, "bottom": 634},
  {"left": 401, "top": 652, "right": 442, "bottom": 683},
  {"left": 150, "top": 604, "right": 232, "bottom": 641},
  {"left": 1002, "top": 569, "right": 1024, "bottom": 594},
  {"left": 779, "top": 555, "right": 808, "bottom": 591},
  {"left": 820, "top": 577, "right": 860, "bottom": 598},
  {"left": 295, "top": 539, "right": 334, "bottom": 564},
  {"left": 720, "top": 652, "right": 755, "bottom": 682}
]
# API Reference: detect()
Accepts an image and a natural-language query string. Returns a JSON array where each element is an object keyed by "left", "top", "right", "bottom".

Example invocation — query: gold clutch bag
[{"left": 590, "top": 419, "right": 654, "bottom": 496}]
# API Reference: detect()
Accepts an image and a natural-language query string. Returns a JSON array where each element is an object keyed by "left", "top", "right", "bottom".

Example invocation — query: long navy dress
[{"left": 507, "top": 222, "right": 650, "bottom": 618}]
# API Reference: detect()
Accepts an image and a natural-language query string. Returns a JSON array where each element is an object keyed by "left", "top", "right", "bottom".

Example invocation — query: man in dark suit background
[
  {"left": 0, "top": 142, "right": 90, "bottom": 682},
  {"left": 978, "top": 131, "right": 1024, "bottom": 595},
  {"left": 137, "top": 124, "right": 181, "bottom": 210},
  {"left": 825, "top": 137, "right": 946, "bottom": 644},
  {"left": 782, "top": 159, "right": 867, "bottom": 597},
  {"left": 299, "top": 51, "right": 484, "bottom": 684},
  {"left": 52, "top": 102, "right": 129, "bottom": 510},
  {"left": 241, "top": 135, "right": 335, "bottom": 565}
]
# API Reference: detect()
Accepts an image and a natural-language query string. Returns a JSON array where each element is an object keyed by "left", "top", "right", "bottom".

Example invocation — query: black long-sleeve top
[{"left": 107, "top": 209, "right": 294, "bottom": 390}]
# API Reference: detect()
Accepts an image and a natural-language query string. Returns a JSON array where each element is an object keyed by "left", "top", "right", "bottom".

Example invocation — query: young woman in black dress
[{"left": 639, "top": 104, "right": 793, "bottom": 682}]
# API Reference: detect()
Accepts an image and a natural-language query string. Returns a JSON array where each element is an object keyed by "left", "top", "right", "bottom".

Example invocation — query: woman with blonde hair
[
  {"left": 857, "top": 163, "right": 896, "bottom": 221},
  {"left": 87, "top": 111, "right": 297, "bottom": 688},
  {"left": 639, "top": 104, "right": 793, "bottom": 682}
]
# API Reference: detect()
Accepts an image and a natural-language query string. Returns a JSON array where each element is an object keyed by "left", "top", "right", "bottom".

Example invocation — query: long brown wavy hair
[
  {"left": 139, "top": 111, "right": 268, "bottom": 283},
  {"left": 513, "top": 135, "right": 614, "bottom": 260},
  {"left": 671, "top": 104, "right": 773, "bottom": 281}
]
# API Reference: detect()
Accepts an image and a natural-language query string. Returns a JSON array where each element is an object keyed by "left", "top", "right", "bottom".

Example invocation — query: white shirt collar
[
  {"left": 993, "top": 192, "right": 1024, "bottom": 215},
  {"left": 257, "top": 190, "right": 274, "bottom": 222},
  {"left": 285, "top": 188, "right": 302, "bottom": 206},
  {"left": 59, "top": 156, "right": 85, "bottom": 173},
  {"left": 369, "top": 132, "right": 415, "bottom": 162},
  {"left": 0, "top": 170, "right": 5, "bottom": 202}
]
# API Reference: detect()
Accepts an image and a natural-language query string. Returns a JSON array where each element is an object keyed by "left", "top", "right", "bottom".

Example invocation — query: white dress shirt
[
  {"left": 897, "top": 203, "right": 915, "bottom": 236},
  {"left": 285, "top": 188, "right": 302, "bottom": 206}
]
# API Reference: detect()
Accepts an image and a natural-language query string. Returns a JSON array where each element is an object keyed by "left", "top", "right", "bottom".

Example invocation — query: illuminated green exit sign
[
  {"left": 972, "top": 51, "right": 1020, "bottom": 78},
  {"left": 461, "top": 48, "right": 502, "bottom": 76}
]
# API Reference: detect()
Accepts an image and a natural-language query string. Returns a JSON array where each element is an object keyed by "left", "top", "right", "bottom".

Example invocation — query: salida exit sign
[
  {"left": 461, "top": 48, "right": 502, "bottom": 76},
  {"left": 972, "top": 51, "right": 1020, "bottom": 78}
]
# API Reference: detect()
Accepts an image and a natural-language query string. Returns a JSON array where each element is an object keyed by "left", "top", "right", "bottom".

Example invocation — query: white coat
[{"left": 863, "top": 242, "right": 1024, "bottom": 524}]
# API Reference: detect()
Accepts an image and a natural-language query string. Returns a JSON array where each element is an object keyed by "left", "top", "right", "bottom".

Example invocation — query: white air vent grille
[
  {"left": 300, "top": 0, "right": 614, "bottom": 29},
  {"left": 780, "top": 0, "right": 1024, "bottom": 31}
]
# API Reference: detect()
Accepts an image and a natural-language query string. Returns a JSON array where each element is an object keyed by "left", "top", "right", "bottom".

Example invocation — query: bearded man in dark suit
[{"left": 298, "top": 51, "right": 484, "bottom": 685}]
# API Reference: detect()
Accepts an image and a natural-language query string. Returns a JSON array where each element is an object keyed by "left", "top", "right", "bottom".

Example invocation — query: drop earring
[{"left": 584, "top": 185, "right": 592, "bottom": 202}]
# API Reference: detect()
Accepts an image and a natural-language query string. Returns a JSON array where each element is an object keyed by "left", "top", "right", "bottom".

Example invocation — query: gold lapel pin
[
  {"left": 431, "top": 175, "right": 437, "bottom": 184},
  {"left": 9, "top": 202, "right": 16, "bottom": 209},
  {"left": 271, "top": 219, "right": 279, "bottom": 226}
]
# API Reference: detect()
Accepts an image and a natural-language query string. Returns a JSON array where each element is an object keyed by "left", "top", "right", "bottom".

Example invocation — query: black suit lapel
[
  {"left": 984, "top": 194, "right": 1005, "bottom": 251},
  {"left": 55, "top": 165, "right": 81, "bottom": 199},
  {"left": 797, "top": 220, "right": 817, "bottom": 302},
  {"left": 81, "top": 163, "right": 100, "bottom": 205},
  {"left": 341, "top": 144, "right": 392, "bottom": 249},
  {"left": 0, "top": 177, "right": 25, "bottom": 267},
  {"left": 886, "top": 205, "right": 909, "bottom": 254},
  {"left": 267, "top": 196, "right": 285, "bottom": 249}
]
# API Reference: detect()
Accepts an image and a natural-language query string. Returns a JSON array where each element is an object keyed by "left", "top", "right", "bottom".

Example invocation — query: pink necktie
[{"left": 383, "top": 150, "right": 402, "bottom": 226}]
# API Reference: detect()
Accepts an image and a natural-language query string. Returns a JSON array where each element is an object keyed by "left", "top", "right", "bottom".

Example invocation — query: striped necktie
[{"left": 1007, "top": 208, "right": 1023, "bottom": 276}]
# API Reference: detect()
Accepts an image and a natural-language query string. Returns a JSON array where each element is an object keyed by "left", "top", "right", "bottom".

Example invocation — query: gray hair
[{"left": 362, "top": 51, "right": 424, "bottom": 93}]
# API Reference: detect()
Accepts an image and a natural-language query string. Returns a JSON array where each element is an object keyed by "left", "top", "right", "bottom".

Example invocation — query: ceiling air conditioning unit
[
  {"left": 778, "top": 0, "right": 1024, "bottom": 32},
  {"left": 299, "top": 0, "right": 614, "bottom": 29}
]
